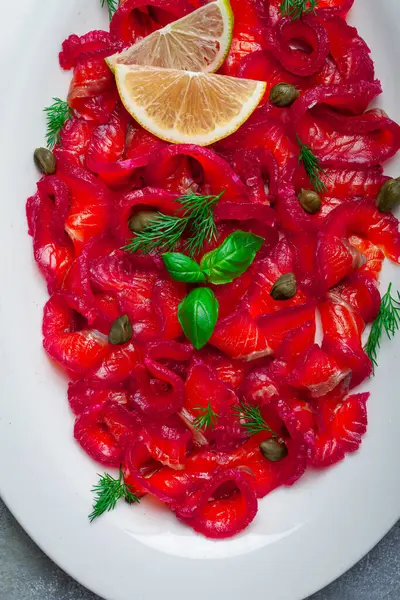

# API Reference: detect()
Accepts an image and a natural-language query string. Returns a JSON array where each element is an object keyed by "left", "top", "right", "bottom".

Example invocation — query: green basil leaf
[
  {"left": 178, "top": 288, "right": 219, "bottom": 350},
  {"left": 200, "top": 230, "right": 264, "bottom": 285},
  {"left": 162, "top": 253, "right": 206, "bottom": 283}
]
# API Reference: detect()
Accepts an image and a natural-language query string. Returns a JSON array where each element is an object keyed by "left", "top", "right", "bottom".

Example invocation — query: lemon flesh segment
[
  {"left": 115, "top": 64, "right": 266, "bottom": 146},
  {"left": 106, "top": 0, "right": 234, "bottom": 74}
]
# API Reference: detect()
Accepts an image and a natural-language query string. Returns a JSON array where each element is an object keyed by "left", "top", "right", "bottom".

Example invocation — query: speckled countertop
[{"left": 0, "top": 500, "right": 398, "bottom": 600}]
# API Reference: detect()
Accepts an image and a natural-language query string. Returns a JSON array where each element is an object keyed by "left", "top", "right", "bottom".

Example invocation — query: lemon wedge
[
  {"left": 106, "top": 0, "right": 234, "bottom": 74},
  {"left": 115, "top": 64, "right": 266, "bottom": 146}
]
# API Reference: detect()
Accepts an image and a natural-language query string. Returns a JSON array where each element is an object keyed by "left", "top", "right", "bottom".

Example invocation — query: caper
[
  {"left": 33, "top": 147, "right": 56, "bottom": 175},
  {"left": 108, "top": 315, "right": 133, "bottom": 345},
  {"left": 298, "top": 188, "right": 321, "bottom": 214},
  {"left": 128, "top": 210, "right": 159, "bottom": 233},
  {"left": 376, "top": 178, "right": 400, "bottom": 213},
  {"left": 259, "top": 439, "right": 288, "bottom": 462},
  {"left": 270, "top": 273, "right": 297, "bottom": 300},
  {"left": 269, "top": 83, "right": 300, "bottom": 108}
]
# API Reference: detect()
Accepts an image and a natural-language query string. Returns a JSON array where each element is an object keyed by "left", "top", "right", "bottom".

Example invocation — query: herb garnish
[
  {"left": 44, "top": 98, "right": 72, "bottom": 149},
  {"left": 193, "top": 401, "right": 219, "bottom": 431},
  {"left": 89, "top": 468, "right": 140, "bottom": 523},
  {"left": 365, "top": 283, "right": 400, "bottom": 368},
  {"left": 297, "top": 135, "right": 327, "bottom": 193},
  {"left": 163, "top": 231, "right": 264, "bottom": 285},
  {"left": 100, "top": 0, "right": 118, "bottom": 20},
  {"left": 123, "top": 192, "right": 223, "bottom": 257},
  {"left": 178, "top": 287, "right": 219, "bottom": 350},
  {"left": 165, "top": 231, "right": 264, "bottom": 349},
  {"left": 233, "top": 401, "right": 278, "bottom": 437},
  {"left": 280, "top": 0, "right": 318, "bottom": 20},
  {"left": 200, "top": 230, "right": 264, "bottom": 285},
  {"left": 162, "top": 253, "right": 206, "bottom": 283}
]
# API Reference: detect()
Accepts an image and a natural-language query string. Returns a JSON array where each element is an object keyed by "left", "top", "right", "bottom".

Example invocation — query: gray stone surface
[{"left": 0, "top": 498, "right": 398, "bottom": 599}]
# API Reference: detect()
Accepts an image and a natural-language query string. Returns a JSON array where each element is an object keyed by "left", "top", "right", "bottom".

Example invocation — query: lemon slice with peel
[
  {"left": 106, "top": 0, "right": 234, "bottom": 73},
  {"left": 115, "top": 64, "right": 266, "bottom": 146}
]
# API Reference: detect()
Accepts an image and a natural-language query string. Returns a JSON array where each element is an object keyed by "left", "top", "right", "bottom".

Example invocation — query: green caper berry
[
  {"left": 298, "top": 188, "right": 322, "bottom": 214},
  {"left": 259, "top": 439, "right": 288, "bottom": 462},
  {"left": 108, "top": 315, "right": 133, "bottom": 345},
  {"left": 128, "top": 210, "right": 159, "bottom": 233},
  {"left": 270, "top": 273, "right": 297, "bottom": 301},
  {"left": 34, "top": 147, "right": 56, "bottom": 175},
  {"left": 376, "top": 178, "right": 400, "bottom": 213},
  {"left": 269, "top": 83, "right": 300, "bottom": 108}
]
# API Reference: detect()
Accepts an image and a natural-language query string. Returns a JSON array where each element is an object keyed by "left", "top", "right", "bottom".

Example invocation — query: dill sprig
[
  {"left": 44, "top": 98, "right": 72, "bottom": 149},
  {"left": 365, "top": 283, "right": 400, "bottom": 368},
  {"left": 280, "top": 0, "right": 318, "bottom": 20},
  {"left": 233, "top": 401, "right": 277, "bottom": 437},
  {"left": 124, "top": 214, "right": 188, "bottom": 255},
  {"left": 123, "top": 191, "right": 223, "bottom": 257},
  {"left": 89, "top": 468, "right": 140, "bottom": 523},
  {"left": 297, "top": 135, "right": 327, "bottom": 193},
  {"left": 101, "top": 0, "right": 118, "bottom": 20},
  {"left": 193, "top": 402, "right": 219, "bottom": 431}
]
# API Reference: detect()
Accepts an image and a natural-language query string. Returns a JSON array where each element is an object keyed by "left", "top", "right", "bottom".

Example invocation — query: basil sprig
[
  {"left": 163, "top": 231, "right": 264, "bottom": 285},
  {"left": 178, "top": 288, "right": 219, "bottom": 350},
  {"left": 162, "top": 253, "right": 206, "bottom": 283},
  {"left": 165, "top": 230, "right": 264, "bottom": 349},
  {"left": 200, "top": 231, "right": 264, "bottom": 285}
]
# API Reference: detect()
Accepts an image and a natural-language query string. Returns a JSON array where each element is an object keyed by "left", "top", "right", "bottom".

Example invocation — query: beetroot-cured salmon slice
[
  {"left": 219, "top": 0, "right": 265, "bottom": 77},
  {"left": 194, "top": 348, "right": 246, "bottom": 391},
  {"left": 330, "top": 273, "right": 381, "bottom": 324},
  {"left": 320, "top": 297, "right": 365, "bottom": 343},
  {"left": 110, "top": 0, "right": 191, "bottom": 45},
  {"left": 85, "top": 341, "right": 140, "bottom": 384},
  {"left": 319, "top": 16, "right": 374, "bottom": 85},
  {"left": 87, "top": 109, "right": 167, "bottom": 187},
  {"left": 294, "top": 164, "right": 387, "bottom": 200},
  {"left": 348, "top": 235, "right": 384, "bottom": 280},
  {"left": 43, "top": 295, "right": 108, "bottom": 374},
  {"left": 59, "top": 30, "right": 122, "bottom": 71},
  {"left": 57, "top": 164, "right": 112, "bottom": 254},
  {"left": 142, "top": 416, "right": 192, "bottom": 470},
  {"left": 211, "top": 310, "right": 272, "bottom": 361},
  {"left": 74, "top": 403, "right": 141, "bottom": 467},
  {"left": 276, "top": 320, "right": 316, "bottom": 369},
  {"left": 68, "top": 56, "right": 118, "bottom": 122},
  {"left": 131, "top": 359, "right": 186, "bottom": 420},
  {"left": 257, "top": 302, "right": 316, "bottom": 353},
  {"left": 266, "top": 15, "right": 330, "bottom": 77},
  {"left": 145, "top": 144, "right": 249, "bottom": 201},
  {"left": 184, "top": 362, "right": 238, "bottom": 419},
  {"left": 243, "top": 238, "right": 310, "bottom": 317},
  {"left": 56, "top": 118, "right": 96, "bottom": 168},
  {"left": 237, "top": 50, "right": 311, "bottom": 99},
  {"left": 215, "top": 107, "right": 296, "bottom": 170},
  {"left": 90, "top": 250, "right": 158, "bottom": 320},
  {"left": 316, "top": 233, "right": 365, "bottom": 292},
  {"left": 322, "top": 200, "right": 400, "bottom": 263},
  {"left": 289, "top": 344, "right": 350, "bottom": 398},
  {"left": 26, "top": 179, "right": 74, "bottom": 293},
  {"left": 85, "top": 104, "right": 129, "bottom": 180},
  {"left": 152, "top": 278, "right": 186, "bottom": 340},
  {"left": 296, "top": 106, "right": 400, "bottom": 168},
  {"left": 308, "top": 393, "right": 369, "bottom": 467},
  {"left": 320, "top": 297, "right": 372, "bottom": 386},
  {"left": 317, "top": 0, "right": 354, "bottom": 15},
  {"left": 273, "top": 396, "right": 315, "bottom": 447},
  {"left": 177, "top": 468, "right": 258, "bottom": 539},
  {"left": 68, "top": 379, "right": 129, "bottom": 415}
]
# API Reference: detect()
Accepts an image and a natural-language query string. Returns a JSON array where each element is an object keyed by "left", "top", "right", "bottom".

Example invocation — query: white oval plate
[{"left": 0, "top": 1, "right": 399, "bottom": 599}]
